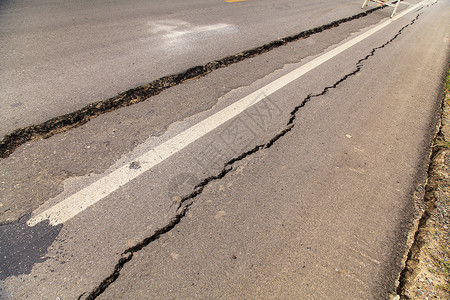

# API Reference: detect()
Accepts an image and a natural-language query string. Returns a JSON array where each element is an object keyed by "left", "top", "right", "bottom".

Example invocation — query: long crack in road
[
  {"left": 0, "top": 7, "right": 382, "bottom": 159},
  {"left": 81, "top": 11, "right": 425, "bottom": 300}
]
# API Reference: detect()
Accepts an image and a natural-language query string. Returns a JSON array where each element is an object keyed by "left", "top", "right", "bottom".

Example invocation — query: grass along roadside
[
  {"left": 431, "top": 242, "right": 450, "bottom": 294},
  {"left": 429, "top": 68, "right": 450, "bottom": 295}
]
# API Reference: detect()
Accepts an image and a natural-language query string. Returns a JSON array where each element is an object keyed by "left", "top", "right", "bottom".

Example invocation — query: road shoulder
[{"left": 398, "top": 67, "right": 450, "bottom": 299}]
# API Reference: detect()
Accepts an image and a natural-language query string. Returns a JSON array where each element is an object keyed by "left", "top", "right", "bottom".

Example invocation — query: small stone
[
  {"left": 129, "top": 161, "right": 141, "bottom": 169},
  {"left": 214, "top": 210, "right": 226, "bottom": 220},
  {"left": 121, "top": 252, "right": 132, "bottom": 260}
]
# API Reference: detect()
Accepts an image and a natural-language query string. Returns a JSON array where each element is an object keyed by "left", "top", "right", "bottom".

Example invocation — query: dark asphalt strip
[
  {"left": 0, "top": 214, "right": 62, "bottom": 280},
  {"left": 0, "top": 7, "right": 384, "bottom": 159},
  {"left": 79, "top": 12, "right": 424, "bottom": 300}
]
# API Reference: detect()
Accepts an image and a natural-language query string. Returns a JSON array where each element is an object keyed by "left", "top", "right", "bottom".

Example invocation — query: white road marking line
[{"left": 27, "top": 0, "right": 427, "bottom": 227}]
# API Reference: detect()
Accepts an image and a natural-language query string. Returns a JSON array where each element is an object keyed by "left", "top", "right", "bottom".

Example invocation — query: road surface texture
[
  {"left": 0, "top": 0, "right": 449, "bottom": 299},
  {"left": 0, "top": 0, "right": 382, "bottom": 138}
]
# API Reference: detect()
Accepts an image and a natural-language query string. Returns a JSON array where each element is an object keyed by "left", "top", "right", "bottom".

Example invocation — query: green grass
[
  {"left": 446, "top": 68, "right": 450, "bottom": 93},
  {"left": 431, "top": 245, "right": 450, "bottom": 294},
  {"left": 434, "top": 141, "right": 450, "bottom": 149}
]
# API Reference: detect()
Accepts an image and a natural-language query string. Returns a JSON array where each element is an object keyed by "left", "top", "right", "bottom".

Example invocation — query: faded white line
[
  {"left": 146, "top": 20, "right": 235, "bottom": 40},
  {"left": 27, "top": 0, "right": 427, "bottom": 227},
  {"left": 166, "top": 24, "right": 232, "bottom": 38}
]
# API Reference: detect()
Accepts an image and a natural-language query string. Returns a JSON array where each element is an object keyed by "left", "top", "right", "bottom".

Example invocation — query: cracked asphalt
[{"left": 1, "top": 0, "right": 449, "bottom": 299}]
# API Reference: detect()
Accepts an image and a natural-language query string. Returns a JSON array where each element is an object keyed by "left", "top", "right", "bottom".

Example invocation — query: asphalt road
[
  {"left": 1, "top": 0, "right": 370, "bottom": 139},
  {"left": 1, "top": 0, "right": 449, "bottom": 299}
]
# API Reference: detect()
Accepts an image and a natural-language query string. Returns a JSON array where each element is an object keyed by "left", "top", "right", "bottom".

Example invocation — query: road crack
[
  {"left": 0, "top": 7, "right": 385, "bottom": 159},
  {"left": 80, "top": 12, "right": 423, "bottom": 300}
]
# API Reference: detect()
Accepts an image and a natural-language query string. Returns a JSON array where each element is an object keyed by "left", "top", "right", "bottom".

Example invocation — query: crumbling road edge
[{"left": 397, "top": 65, "right": 450, "bottom": 299}]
